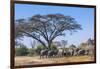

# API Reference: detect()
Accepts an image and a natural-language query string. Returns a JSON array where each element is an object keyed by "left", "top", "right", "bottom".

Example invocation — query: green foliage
[
  {"left": 28, "top": 48, "right": 36, "bottom": 56},
  {"left": 64, "top": 48, "right": 69, "bottom": 51},
  {"left": 15, "top": 44, "right": 29, "bottom": 56},
  {"left": 35, "top": 45, "right": 46, "bottom": 55},
  {"left": 50, "top": 44, "right": 57, "bottom": 50}
]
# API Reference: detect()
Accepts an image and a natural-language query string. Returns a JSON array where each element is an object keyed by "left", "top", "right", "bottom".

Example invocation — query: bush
[
  {"left": 15, "top": 45, "right": 29, "bottom": 56},
  {"left": 28, "top": 48, "right": 36, "bottom": 56},
  {"left": 35, "top": 45, "right": 46, "bottom": 55},
  {"left": 50, "top": 44, "right": 57, "bottom": 50}
]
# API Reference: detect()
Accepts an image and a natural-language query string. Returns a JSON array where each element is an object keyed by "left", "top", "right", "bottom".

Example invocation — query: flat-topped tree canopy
[{"left": 15, "top": 14, "right": 82, "bottom": 49}]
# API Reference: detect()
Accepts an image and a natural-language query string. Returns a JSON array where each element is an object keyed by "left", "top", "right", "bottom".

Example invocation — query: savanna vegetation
[{"left": 15, "top": 14, "right": 94, "bottom": 66}]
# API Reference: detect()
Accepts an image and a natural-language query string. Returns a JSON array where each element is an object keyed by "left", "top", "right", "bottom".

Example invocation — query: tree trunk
[{"left": 48, "top": 40, "right": 52, "bottom": 50}]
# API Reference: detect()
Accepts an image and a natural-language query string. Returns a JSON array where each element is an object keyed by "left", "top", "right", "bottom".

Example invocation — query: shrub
[
  {"left": 15, "top": 44, "right": 29, "bottom": 56},
  {"left": 35, "top": 45, "right": 46, "bottom": 55},
  {"left": 28, "top": 48, "right": 36, "bottom": 56},
  {"left": 50, "top": 44, "right": 57, "bottom": 50}
]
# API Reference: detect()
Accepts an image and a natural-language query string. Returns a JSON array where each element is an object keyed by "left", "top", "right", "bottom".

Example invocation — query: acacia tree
[{"left": 15, "top": 14, "right": 82, "bottom": 49}]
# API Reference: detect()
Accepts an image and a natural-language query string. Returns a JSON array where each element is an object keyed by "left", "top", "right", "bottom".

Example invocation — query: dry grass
[{"left": 15, "top": 55, "right": 94, "bottom": 66}]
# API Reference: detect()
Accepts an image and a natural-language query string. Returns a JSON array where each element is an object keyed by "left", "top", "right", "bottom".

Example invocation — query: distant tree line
[{"left": 15, "top": 38, "right": 94, "bottom": 57}]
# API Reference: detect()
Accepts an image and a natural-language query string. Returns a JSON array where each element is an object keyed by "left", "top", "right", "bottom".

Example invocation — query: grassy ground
[{"left": 15, "top": 55, "right": 94, "bottom": 66}]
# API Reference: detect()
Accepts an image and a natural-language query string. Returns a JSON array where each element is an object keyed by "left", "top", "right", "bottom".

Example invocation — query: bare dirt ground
[{"left": 15, "top": 55, "right": 94, "bottom": 66}]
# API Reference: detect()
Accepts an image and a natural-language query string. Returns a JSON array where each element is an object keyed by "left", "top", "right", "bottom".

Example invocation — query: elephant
[
  {"left": 57, "top": 49, "right": 74, "bottom": 57},
  {"left": 63, "top": 49, "right": 75, "bottom": 56},
  {"left": 63, "top": 50, "right": 71, "bottom": 56},
  {"left": 48, "top": 50, "right": 58, "bottom": 58},
  {"left": 77, "top": 49, "right": 86, "bottom": 55},
  {"left": 57, "top": 49, "right": 64, "bottom": 57},
  {"left": 40, "top": 49, "right": 48, "bottom": 59},
  {"left": 68, "top": 49, "right": 74, "bottom": 56},
  {"left": 73, "top": 48, "right": 80, "bottom": 56}
]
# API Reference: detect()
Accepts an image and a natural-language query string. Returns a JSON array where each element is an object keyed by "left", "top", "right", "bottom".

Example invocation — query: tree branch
[{"left": 21, "top": 30, "right": 47, "bottom": 48}]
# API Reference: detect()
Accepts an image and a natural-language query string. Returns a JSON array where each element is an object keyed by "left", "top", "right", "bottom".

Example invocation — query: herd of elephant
[{"left": 40, "top": 48, "right": 91, "bottom": 59}]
